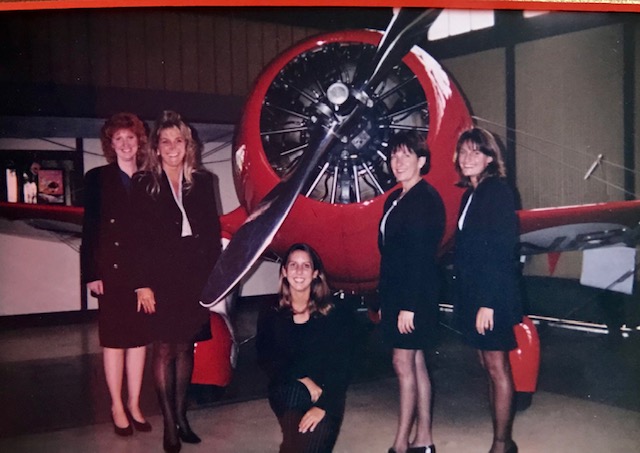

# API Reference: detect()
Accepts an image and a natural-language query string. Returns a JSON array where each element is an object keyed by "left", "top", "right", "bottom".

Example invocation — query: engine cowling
[{"left": 231, "top": 29, "right": 473, "bottom": 292}]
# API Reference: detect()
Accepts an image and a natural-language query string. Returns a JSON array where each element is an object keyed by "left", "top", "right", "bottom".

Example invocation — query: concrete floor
[
  {"left": 0, "top": 297, "right": 639, "bottom": 453},
  {"left": 1, "top": 377, "right": 639, "bottom": 453}
]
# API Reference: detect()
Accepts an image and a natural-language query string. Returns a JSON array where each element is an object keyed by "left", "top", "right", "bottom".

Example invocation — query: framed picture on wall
[{"left": 37, "top": 168, "right": 65, "bottom": 204}]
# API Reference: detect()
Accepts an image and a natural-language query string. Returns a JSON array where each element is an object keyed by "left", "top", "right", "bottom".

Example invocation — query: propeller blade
[
  {"left": 353, "top": 8, "right": 441, "bottom": 94},
  {"left": 200, "top": 128, "right": 340, "bottom": 307},
  {"left": 200, "top": 8, "right": 441, "bottom": 308},
  {"left": 365, "top": 9, "right": 441, "bottom": 91}
]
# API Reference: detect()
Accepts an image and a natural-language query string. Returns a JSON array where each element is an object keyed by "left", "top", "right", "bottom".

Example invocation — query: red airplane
[
  {"left": 2, "top": 8, "right": 640, "bottom": 402},
  {"left": 199, "top": 9, "right": 640, "bottom": 399}
]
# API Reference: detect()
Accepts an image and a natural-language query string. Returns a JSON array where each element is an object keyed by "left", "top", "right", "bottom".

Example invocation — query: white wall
[{"left": 0, "top": 218, "right": 81, "bottom": 315}]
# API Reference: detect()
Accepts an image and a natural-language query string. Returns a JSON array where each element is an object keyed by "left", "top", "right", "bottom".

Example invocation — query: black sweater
[{"left": 256, "top": 299, "right": 355, "bottom": 418}]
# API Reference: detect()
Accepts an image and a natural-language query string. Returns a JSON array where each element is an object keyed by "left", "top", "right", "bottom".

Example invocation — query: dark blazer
[
  {"left": 81, "top": 163, "right": 137, "bottom": 289},
  {"left": 130, "top": 169, "right": 221, "bottom": 342},
  {"left": 256, "top": 300, "right": 355, "bottom": 419},
  {"left": 378, "top": 179, "right": 445, "bottom": 315},
  {"left": 453, "top": 177, "right": 522, "bottom": 329},
  {"left": 130, "top": 170, "right": 221, "bottom": 295}
]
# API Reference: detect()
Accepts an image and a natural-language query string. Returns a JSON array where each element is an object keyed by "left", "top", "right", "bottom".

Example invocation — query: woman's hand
[
  {"left": 397, "top": 310, "right": 415, "bottom": 334},
  {"left": 476, "top": 307, "right": 494, "bottom": 335},
  {"left": 298, "top": 377, "right": 323, "bottom": 403},
  {"left": 87, "top": 280, "right": 104, "bottom": 296},
  {"left": 298, "top": 407, "right": 326, "bottom": 433},
  {"left": 136, "top": 287, "right": 156, "bottom": 314}
]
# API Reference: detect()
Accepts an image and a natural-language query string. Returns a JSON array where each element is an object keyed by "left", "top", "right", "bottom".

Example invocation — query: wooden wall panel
[
  {"left": 108, "top": 12, "right": 129, "bottom": 88},
  {"left": 144, "top": 11, "right": 165, "bottom": 91},
  {"left": 214, "top": 15, "right": 232, "bottom": 95},
  {"left": 67, "top": 12, "right": 91, "bottom": 86},
  {"left": 2, "top": 14, "right": 29, "bottom": 83},
  {"left": 261, "top": 22, "right": 279, "bottom": 74},
  {"left": 49, "top": 14, "right": 72, "bottom": 85},
  {"left": 28, "top": 15, "right": 52, "bottom": 84},
  {"left": 276, "top": 23, "right": 294, "bottom": 54},
  {"left": 1, "top": 10, "right": 329, "bottom": 105},
  {"left": 180, "top": 12, "right": 200, "bottom": 93},
  {"left": 246, "top": 21, "right": 264, "bottom": 90},
  {"left": 196, "top": 14, "right": 216, "bottom": 93},
  {"left": 230, "top": 18, "right": 249, "bottom": 96},
  {"left": 88, "top": 12, "right": 110, "bottom": 88},
  {"left": 162, "top": 12, "right": 183, "bottom": 92},
  {"left": 126, "top": 12, "right": 148, "bottom": 90},
  {"left": 292, "top": 26, "right": 313, "bottom": 46}
]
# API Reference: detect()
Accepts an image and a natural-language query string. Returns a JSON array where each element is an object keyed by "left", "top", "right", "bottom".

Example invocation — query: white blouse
[
  {"left": 380, "top": 198, "right": 400, "bottom": 245},
  {"left": 168, "top": 173, "right": 193, "bottom": 237},
  {"left": 458, "top": 193, "right": 474, "bottom": 230}
]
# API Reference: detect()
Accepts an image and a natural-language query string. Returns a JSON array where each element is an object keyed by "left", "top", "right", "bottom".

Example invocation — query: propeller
[{"left": 200, "top": 8, "right": 441, "bottom": 308}]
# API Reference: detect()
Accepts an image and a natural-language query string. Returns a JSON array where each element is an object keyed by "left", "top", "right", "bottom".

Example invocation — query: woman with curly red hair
[{"left": 81, "top": 112, "right": 153, "bottom": 437}]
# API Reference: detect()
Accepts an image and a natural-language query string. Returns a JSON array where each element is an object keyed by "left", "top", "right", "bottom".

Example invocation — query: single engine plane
[{"left": 2, "top": 7, "right": 640, "bottom": 401}]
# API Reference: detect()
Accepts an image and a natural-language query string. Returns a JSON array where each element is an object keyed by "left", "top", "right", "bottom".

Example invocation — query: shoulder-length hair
[
  {"left": 100, "top": 112, "right": 148, "bottom": 166},
  {"left": 278, "top": 243, "right": 333, "bottom": 316},
  {"left": 386, "top": 131, "right": 431, "bottom": 175},
  {"left": 143, "top": 110, "right": 201, "bottom": 196},
  {"left": 454, "top": 127, "right": 506, "bottom": 187}
]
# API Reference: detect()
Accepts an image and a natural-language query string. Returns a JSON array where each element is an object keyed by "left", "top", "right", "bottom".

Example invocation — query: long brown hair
[
  {"left": 278, "top": 243, "right": 333, "bottom": 316},
  {"left": 454, "top": 127, "right": 506, "bottom": 187}
]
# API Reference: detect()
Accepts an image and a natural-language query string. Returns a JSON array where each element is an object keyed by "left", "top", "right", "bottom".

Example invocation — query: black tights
[
  {"left": 478, "top": 350, "right": 515, "bottom": 453},
  {"left": 153, "top": 341, "right": 195, "bottom": 443}
]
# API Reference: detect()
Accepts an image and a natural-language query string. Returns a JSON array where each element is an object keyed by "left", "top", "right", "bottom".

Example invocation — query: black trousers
[{"left": 268, "top": 381, "right": 344, "bottom": 453}]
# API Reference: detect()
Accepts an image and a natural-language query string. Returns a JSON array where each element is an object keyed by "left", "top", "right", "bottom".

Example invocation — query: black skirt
[
  {"left": 147, "top": 236, "right": 212, "bottom": 344},
  {"left": 98, "top": 286, "right": 151, "bottom": 348},
  {"left": 454, "top": 302, "right": 518, "bottom": 351},
  {"left": 380, "top": 305, "right": 437, "bottom": 350}
]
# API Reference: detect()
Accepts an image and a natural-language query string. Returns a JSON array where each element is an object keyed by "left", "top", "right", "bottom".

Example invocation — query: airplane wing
[
  {"left": 0, "top": 201, "right": 83, "bottom": 234},
  {"left": 3, "top": 198, "right": 640, "bottom": 253},
  {"left": 518, "top": 200, "right": 640, "bottom": 254}
]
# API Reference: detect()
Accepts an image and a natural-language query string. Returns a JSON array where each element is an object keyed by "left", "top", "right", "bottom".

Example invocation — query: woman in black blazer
[
  {"left": 453, "top": 127, "right": 522, "bottom": 453},
  {"left": 81, "top": 112, "right": 152, "bottom": 436},
  {"left": 132, "top": 111, "right": 221, "bottom": 453},
  {"left": 256, "top": 243, "right": 354, "bottom": 453},
  {"left": 378, "top": 132, "right": 445, "bottom": 453}
]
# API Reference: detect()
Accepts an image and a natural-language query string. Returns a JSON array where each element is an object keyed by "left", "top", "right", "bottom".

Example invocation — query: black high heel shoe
[
  {"left": 124, "top": 408, "right": 152, "bottom": 432},
  {"left": 408, "top": 444, "right": 436, "bottom": 453},
  {"left": 178, "top": 426, "right": 202, "bottom": 444},
  {"left": 110, "top": 414, "right": 133, "bottom": 437},
  {"left": 491, "top": 440, "right": 517, "bottom": 453}
]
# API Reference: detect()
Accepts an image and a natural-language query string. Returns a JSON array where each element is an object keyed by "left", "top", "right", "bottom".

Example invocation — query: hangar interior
[
  {"left": 0, "top": 7, "right": 639, "bottom": 452},
  {"left": 1, "top": 7, "right": 639, "bottom": 320}
]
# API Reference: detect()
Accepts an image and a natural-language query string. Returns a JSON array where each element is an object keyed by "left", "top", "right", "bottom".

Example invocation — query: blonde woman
[{"left": 131, "top": 111, "right": 221, "bottom": 453}]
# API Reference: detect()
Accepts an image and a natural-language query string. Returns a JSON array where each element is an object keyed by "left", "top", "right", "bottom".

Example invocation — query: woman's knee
[
  {"left": 480, "top": 351, "right": 512, "bottom": 382},
  {"left": 152, "top": 341, "right": 175, "bottom": 361},
  {"left": 270, "top": 381, "right": 313, "bottom": 414},
  {"left": 392, "top": 349, "right": 417, "bottom": 378}
]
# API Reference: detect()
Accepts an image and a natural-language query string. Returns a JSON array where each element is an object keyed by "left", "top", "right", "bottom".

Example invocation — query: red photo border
[{"left": 0, "top": 0, "right": 638, "bottom": 13}]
